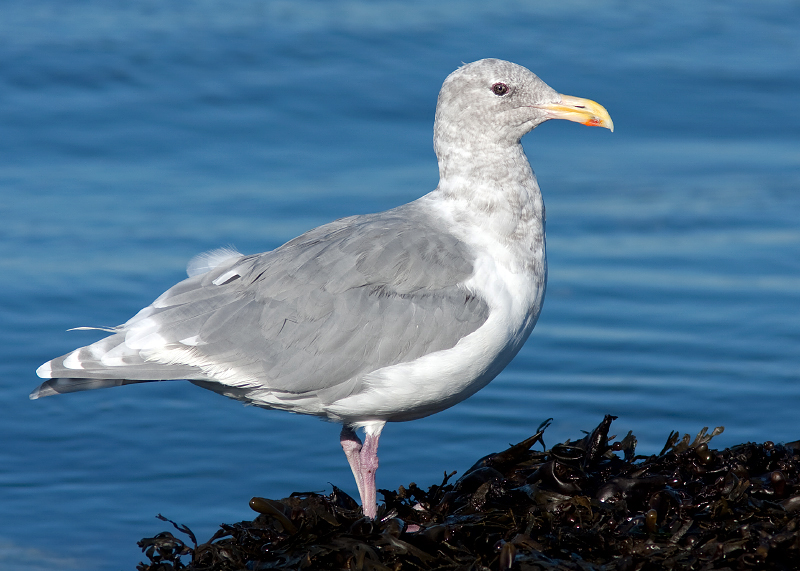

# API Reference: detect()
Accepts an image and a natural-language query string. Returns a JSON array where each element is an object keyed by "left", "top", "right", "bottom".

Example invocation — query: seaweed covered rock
[{"left": 138, "top": 416, "right": 800, "bottom": 570}]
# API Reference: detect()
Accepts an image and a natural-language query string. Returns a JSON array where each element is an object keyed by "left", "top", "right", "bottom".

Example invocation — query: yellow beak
[{"left": 535, "top": 94, "right": 614, "bottom": 132}]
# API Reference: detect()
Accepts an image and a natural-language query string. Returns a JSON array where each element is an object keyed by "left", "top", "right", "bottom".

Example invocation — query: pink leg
[
  {"left": 340, "top": 423, "right": 384, "bottom": 519},
  {"left": 340, "top": 427, "right": 366, "bottom": 504}
]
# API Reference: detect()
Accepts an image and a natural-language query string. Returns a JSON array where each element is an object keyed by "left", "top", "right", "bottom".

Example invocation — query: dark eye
[{"left": 491, "top": 82, "right": 509, "bottom": 96}]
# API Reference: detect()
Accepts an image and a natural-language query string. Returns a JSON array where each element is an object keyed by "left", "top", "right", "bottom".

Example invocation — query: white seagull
[{"left": 32, "top": 59, "right": 613, "bottom": 519}]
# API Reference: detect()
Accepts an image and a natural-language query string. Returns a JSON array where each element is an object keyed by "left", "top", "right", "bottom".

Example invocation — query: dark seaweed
[{"left": 138, "top": 416, "right": 800, "bottom": 570}]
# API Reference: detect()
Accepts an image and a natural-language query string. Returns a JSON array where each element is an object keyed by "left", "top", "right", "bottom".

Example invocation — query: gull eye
[{"left": 491, "top": 82, "right": 509, "bottom": 96}]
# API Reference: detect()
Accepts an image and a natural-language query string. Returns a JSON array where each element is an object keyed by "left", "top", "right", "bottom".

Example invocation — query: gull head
[{"left": 433, "top": 58, "right": 613, "bottom": 158}]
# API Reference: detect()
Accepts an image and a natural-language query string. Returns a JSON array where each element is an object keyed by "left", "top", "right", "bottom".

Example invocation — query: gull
[{"left": 32, "top": 58, "right": 613, "bottom": 519}]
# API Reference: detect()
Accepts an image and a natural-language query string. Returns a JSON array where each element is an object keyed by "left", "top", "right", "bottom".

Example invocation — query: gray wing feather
[{"left": 35, "top": 202, "right": 490, "bottom": 405}]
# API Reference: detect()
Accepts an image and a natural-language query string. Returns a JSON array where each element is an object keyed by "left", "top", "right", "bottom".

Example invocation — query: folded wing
[{"left": 33, "top": 202, "right": 490, "bottom": 414}]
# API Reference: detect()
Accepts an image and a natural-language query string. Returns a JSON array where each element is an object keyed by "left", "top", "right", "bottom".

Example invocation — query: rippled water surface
[{"left": 1, "top": 1, "right": 799, "bottom": 568}]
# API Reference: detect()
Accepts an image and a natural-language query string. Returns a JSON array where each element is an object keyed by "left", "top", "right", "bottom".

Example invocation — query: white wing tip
[
  {"left": 63, "top": 349, "right": 84, "bottom": 370},
  {"left": 36, "top": 362, "right": 53, "bottom": 379}
]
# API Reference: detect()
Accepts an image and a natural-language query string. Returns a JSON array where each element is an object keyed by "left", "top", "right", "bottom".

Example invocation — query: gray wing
[{"left": 34, "top": 202, "right": 490, "bottom": 407}]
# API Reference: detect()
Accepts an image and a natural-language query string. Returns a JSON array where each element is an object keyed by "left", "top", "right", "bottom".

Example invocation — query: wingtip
[
  {"left": 29, "top": 379, "right": 78, "bottom": 399},
  {"left": 36, "top": 361, "right": 52, "bottom": 379},
  {"left": 29, "top": 378, "right": 73, "bottom": 399},
  {"left": 29, "top": 384, "right": 46, "bottom": 400},
  {"left": 28, "top": 377, "right": 142, "bottom": 399}
]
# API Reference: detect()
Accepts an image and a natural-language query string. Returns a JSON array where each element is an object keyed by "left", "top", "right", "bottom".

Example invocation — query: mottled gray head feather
[{"left": 434, "top": 59, "right": 560, "bottom": 159}]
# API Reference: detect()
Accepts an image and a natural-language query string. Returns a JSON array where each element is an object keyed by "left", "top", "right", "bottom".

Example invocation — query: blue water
[{"left": 1, "top": 1, "right": 799, "bottom": 568}]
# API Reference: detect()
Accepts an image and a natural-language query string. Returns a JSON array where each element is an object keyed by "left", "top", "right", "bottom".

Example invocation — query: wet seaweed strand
[{"left": 138, "top": 416, "right": 800, "bottom": 571}]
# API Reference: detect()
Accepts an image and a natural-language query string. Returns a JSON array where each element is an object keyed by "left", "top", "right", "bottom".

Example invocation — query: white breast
[{"left": 325, "top": 195, "right": 547, "bottom": 424}]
